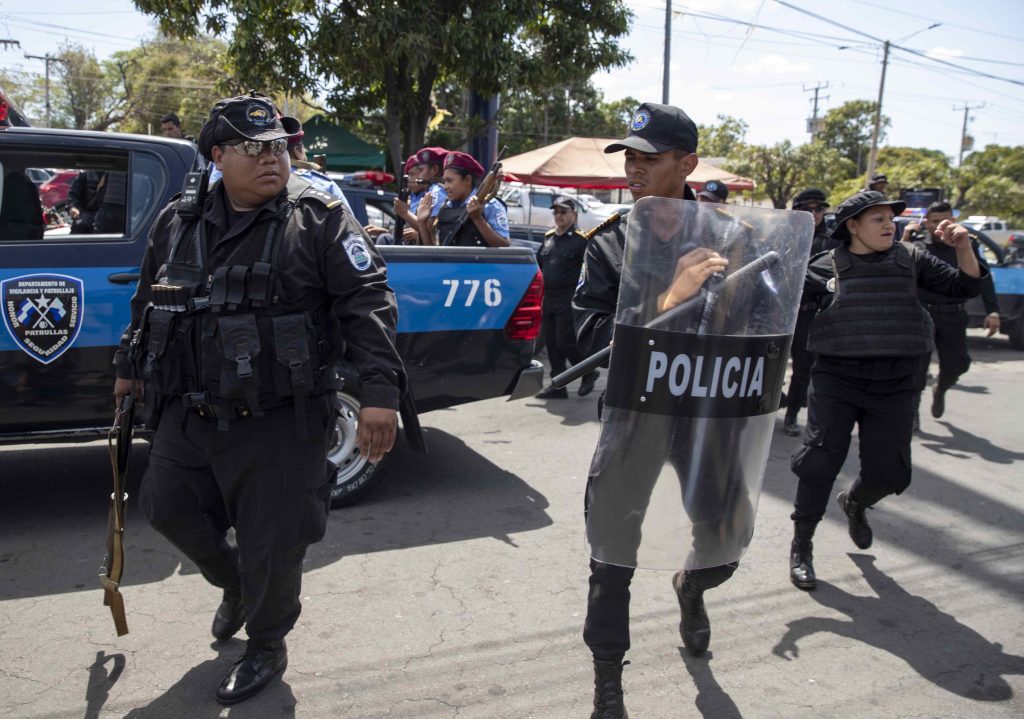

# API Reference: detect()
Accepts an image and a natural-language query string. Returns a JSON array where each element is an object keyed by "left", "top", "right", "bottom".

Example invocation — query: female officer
[
  {"left": 416, "top": 151, "right": 509, "bottom": 247},
  {"left": 788, "top": 190, "right": 984, "bottom": 591}
]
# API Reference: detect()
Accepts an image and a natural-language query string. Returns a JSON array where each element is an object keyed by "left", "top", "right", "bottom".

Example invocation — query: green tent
[{"left": 301, "top": 114, "right": 385, "bottom": 171}]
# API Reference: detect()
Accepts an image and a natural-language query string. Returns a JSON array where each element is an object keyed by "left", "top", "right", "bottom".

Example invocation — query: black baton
[{"left": 552, "top": 251, "right": 780, "bottom": 388}]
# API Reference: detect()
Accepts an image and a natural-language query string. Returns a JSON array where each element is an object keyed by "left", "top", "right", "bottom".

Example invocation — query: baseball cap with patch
[
  {"left": 870, "top": 172, "right": 888, "bottom": 183},
  {"left": 552, "top": 194, "right": 577, "bottom": 210},
  {"left": 605, "top": 102, "right": 699, "bottom": 155},
  {"left": 697, "top": 180, "right": 728, "bottom": 201},
  {"left": 197, "top": 91, "right": 301, "bottom": 162}
]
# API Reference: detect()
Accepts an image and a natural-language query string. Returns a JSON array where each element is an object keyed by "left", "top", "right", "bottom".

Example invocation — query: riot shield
[{"left": 586, "top": 196, "right": 813, "bottom": 570}]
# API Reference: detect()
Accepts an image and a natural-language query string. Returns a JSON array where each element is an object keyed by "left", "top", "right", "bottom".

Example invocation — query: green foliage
[
  {"left": 875, "top": 146, "right": 953, "bottom": 197},
  {"left": 726, "top": 140, "right": 853, "bottom": 209},
  {"left": 132, "top": 0, "right": 634, "bottom": 174},
  {"left": 964, "top": 175, "right": 1024, "bottom": 227},
  {"left": 113, "top": 34, "right": 232, "bottom": 136},
  {"left": 493, "top": 83, "right": 638, "bottom": 155},
  {"left": 697, "top": 115, "right": 748, "bottom": 159},
  {"left": 48, "top": 43, "right": 130, "bottom": 130},
  {"left": 817, "top": 99, "right": 888, "bottom": 173}
]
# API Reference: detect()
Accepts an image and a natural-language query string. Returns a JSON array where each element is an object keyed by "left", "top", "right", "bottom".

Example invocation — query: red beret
[
  {"left": 443, "top": 151, "right": 484, "bottom": 178},
  {"left": 414, "top": 146, "right": 448, "bottom": 167},
  {"left": 403, "top": 153, "right": 418, "bottom": 174},
  {"left": 287, "top": 129, "right": 304, "bottom": 148}
]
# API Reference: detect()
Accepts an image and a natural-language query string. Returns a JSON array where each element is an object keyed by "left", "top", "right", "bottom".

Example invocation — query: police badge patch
[
  {"left": 631, "top": 109, "right": 651, "bottom": 131},
  {"left": 342, "top": 233, "right": 372, "bottom": 271},
  {"left": 2, "top": 273, "right": 84, "bottom": 364}
]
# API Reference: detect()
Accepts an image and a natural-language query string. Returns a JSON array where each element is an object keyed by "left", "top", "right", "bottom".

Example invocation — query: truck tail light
[{"left": 505, "top": 271, "right": 544, "bottom": 342}]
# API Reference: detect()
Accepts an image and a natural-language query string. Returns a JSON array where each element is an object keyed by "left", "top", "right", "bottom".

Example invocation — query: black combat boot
[
  {"left": 782, "top": 406, "right": 801, "bottom": 437},
  {"left": 590, "top": 659, "right": 629, "bottom": 719},
  {"left": 837, "top": 490, "right": 873, "bottom": 549},
  {"left": 211, "top": 588, "right": 245, "bottom": 641},
  {"left": 535, "top": 385, "right": 569, "bottom": 400},
  {"left": 931, "top": 385, "right": 946, "bottom": 418},
  {"left": 579, "top": 370, "right": 601, "bottom": 397},
  {"left": 789, "top": 521, "right": 817, "bottom": 590},
  {"left": 216, "top": 639, "right": 287, "bottom": 705},
  {"left": 672, "top": 571, "right": 711, "bottom": 656}
]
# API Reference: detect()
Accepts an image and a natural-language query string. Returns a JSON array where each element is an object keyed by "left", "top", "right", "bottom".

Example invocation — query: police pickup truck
[{"left": 0, "top": 126, "right": 544, "bottom": 505}]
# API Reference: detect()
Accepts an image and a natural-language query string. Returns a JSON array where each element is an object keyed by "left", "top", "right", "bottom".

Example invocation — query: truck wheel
[{"left": 326, "top": 387, "right": 385, "bottom": 508}]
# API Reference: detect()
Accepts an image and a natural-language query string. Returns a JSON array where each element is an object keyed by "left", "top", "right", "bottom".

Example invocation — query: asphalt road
[{"left": 1, "top": 329, "right": 1022, "bottom": 718}]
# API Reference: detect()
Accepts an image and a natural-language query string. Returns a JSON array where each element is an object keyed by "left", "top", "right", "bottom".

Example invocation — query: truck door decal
[{"left": 2, "top": 273, "right": 85, "bottom": 364}]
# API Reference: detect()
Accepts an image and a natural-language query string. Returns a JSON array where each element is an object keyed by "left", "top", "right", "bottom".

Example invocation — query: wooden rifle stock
[{"left": 100, "top": 394, "right": 134, "bottom": 636}]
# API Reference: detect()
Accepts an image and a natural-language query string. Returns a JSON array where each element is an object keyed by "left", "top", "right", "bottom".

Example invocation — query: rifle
[
  {"left": 441, "top": 145, "right": 508, "bottom": 246},
  {"left": 100, "top": 394, "right": 134, "bottom": 637},
  {"left": 393, "top": 173, "right": 409, "bottom": 243}
]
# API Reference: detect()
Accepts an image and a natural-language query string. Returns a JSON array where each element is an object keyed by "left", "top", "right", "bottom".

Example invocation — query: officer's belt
[{"left": 181, "top": 392, "right": 293, "bottom": 424}]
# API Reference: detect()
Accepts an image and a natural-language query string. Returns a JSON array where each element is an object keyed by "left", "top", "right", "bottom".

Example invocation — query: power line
[{"left": 840, "top": 0, "right": 1024, "bottom": 45}]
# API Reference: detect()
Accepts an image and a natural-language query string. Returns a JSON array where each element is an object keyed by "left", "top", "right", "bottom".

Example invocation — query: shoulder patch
[{"left": 342, "top": 232, "right": 373, "bottom": 272}]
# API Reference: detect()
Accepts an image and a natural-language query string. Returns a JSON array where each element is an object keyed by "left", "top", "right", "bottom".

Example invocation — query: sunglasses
[
  {"left": 221, "top": 138, "right": 289, "bottom": 157},
  {"left": 797, "top": 204, "right": 827, "bottom": 213}
]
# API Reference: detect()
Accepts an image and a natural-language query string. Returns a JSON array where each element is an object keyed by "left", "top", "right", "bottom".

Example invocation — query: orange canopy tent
[{"left": 501, "top": 136, "right": 754, "bottom": 191}]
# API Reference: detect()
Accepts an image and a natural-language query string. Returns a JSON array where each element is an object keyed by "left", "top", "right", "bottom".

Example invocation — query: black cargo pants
[
  {"left": 791, "top": 366, "right": 915, "bottom": 523},
  {"left": 914, "top": 304, "right": 971, "bottom": 393},
  {"left": 139, "top": 396, "right": 334, "bottom": 643},
  {"left": 542, "top": 299, "right": 583, "bottom": 376}
]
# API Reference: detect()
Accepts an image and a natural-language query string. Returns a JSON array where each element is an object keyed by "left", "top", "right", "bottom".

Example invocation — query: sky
[{"left": 1, "top": 0, "right": 1022, "bottom": 163}]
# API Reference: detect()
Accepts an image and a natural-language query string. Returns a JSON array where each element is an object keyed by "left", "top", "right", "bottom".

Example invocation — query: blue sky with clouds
[{"left": 2, "top": 0, "right": 1022, "bottom": 161}]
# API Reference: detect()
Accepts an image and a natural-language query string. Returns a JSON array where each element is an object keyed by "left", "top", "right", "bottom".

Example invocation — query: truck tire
[{"left": 327, "top": 385, "right": 386, "bottom": 508}]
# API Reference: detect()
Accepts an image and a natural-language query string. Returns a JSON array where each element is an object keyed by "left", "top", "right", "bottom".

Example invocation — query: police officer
[
  {"left": 868, "top": 172, "right": 889, "bottom": 195},
  {"left": 112, "top": 92, "right": 405, "bottom": 705},
  {"left": 696, "top": 179, "right": 728, "bottom": 204},
  {"left": 574, "top": 102, "right": 734, "bottom": 719},
  {"left": 781, "top": 188, "right": 837, "bottom": 436},
  {"left": 416, "top": 151, "right": 510, "bottom": 247},
  {"left": 535, "top": 195, "right": 598, "bottom": 399},
  {"left": 902, "top": 201, "right": 1000, "bottom": 423},
  {"left": 160, "top": 112, "right": 195, "bottom": 142},
  {"left": 286, "top": 126, "right": 347, "bottom": 201},
  {"left": 788, "top": 191, "right": 984, "bottom": 592},
  {"left": 394, "top": 147, "right": 448, "bottom": 241}
]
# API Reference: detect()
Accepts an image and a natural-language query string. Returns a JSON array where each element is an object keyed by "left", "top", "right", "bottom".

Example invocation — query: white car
[{"left": 500, "top": 184, "right": 626, "bottom": 232}]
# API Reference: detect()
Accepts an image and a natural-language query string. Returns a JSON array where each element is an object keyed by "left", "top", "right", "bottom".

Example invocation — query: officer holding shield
[
  {"left": 112, "top": 92, "right": 405, "bottom": 705},
  {"left": 573, "top": 103, "right": 798, "bottom": 719}
]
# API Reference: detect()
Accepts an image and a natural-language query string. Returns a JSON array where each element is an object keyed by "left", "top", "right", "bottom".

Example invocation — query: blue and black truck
[{"left": 0, "top": 123, "right": 544, "bottom": 505}]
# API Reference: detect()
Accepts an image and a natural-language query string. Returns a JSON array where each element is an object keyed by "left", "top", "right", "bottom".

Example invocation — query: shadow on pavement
[
  {"left": 678, "top": 649, "right": 743, "bottom": 719},
  {"left": 772, "top": 553, "right": 1024, "bottom": 701},
  {"left": 85, "top": 650, "right": 125, "bottom": 719},
  {"left": 0, "top": 427, "right": 552, "bottom": 598},
  {"left": 120, "top": 639, "right": 295, "bottom": 718},
  {"left": 917, "top": 421, "right": 1024, "bottom": 464},
  {"left": 307, "top": 427, "right": 552, "bottom": 567}
]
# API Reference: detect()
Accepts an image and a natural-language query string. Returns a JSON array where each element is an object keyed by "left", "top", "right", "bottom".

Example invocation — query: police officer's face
[
  {"left": 408, "top": 165, "right": 426, "bottom": 187},
  {"left": 211, "top": 140, "right": 290, "bottom": 210},
  {"left": 552, "top": 205, "right": 576, "bottom": 233},
  {"left": 924, "top": 210, "right": 954, "bottom": 235},
  {"left": 623, "top": 149, "right": 698, "bottom": 201},
  {"left": 443, "top": 169, "right": 474, "bottom": 202},
  {"left": 797, "top": 203, "right": 827, "bottom": 228},
  {"left": 847, "top": 206, "right": 896, "bottom": 254}
]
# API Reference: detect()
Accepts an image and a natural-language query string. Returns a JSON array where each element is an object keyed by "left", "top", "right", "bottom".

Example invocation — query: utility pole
[
  {"left": 803, "top": 81, "right": 829, "bottom": 140},
  {"left": 662, "top": 0, "right": 672, "bottom": 104},
  {"left": 954, "top": 101, "right": 984, "bottom": 166},
  {"left": 24, "top": 53, "right": 60, "bottom": 128},
  {"left": 864, "top": 40, "right": 890, "bottom": 185},
  {"left": 0, "top": 39, "right": 21, "bottom": 50}
]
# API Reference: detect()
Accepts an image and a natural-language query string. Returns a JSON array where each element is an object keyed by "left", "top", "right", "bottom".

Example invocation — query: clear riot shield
[{"left": 586, "top": 196, "right": 814, "bottom": 570}]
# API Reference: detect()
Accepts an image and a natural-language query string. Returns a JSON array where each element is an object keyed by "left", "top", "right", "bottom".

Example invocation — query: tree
[
  {"left": 132, "top": 0, "right": 633, "bottom": 174},
  {"left": 726, "top": 140, "right": 853, "bottom": 208},
  {"left": 112, "top": 34, "right": 232, "bottom": 136},
  {"left": 817, "top": 100, "right": 888, "bottom": 174},
  {"left": 51, "top": 43, "right": 133, "bottom": 131},
  {"left": 697, "top": 115, "right": 748, "bottom": 158},
  {"left": 875, "top": 146, "right": 953, "bottom": 197},
  {"left": 963, "top": 175, "right": 1024, "bottom": 227},
  {"left": 954, "top": 144, "right": 1024, "bottom": 208}
]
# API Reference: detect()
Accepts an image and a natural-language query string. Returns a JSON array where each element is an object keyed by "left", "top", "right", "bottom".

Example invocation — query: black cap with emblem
[
  {"left": 197, "top": 91, "right": 301, "bottom": 162},
  {"left": 552, "top": 194, "right": 577, "bottom": 211},
  {"left": 604, "top": 102, "right": 699, "bottom": 155}
]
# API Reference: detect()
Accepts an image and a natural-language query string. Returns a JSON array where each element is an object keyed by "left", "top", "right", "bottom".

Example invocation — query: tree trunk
[
  {"left": 406, "top": 62, "right": 438, "bottom": 161},
  {"left": 383, "top": 56, "right": 410, "bottom": 178}
]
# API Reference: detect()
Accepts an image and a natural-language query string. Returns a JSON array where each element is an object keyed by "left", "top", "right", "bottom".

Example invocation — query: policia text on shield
[{"left": 552, "top": 250, "right": 780, "bottom": 389}]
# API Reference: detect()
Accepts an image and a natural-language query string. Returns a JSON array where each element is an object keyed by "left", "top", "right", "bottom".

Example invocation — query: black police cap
[
  {"left": 197, "top": 91, "right": 301, "bottom": 162},
  {"left": 831, "top": 190, "right": 906, "bottom": 241},
  {"left": 605, "top": 102, "right": 699, "bottom": 155},
  {"left": 870, "top": 172, "right": 888, "bottom": 183},
  {"left": 552, "top": 194, "right": 577, "bottom": 211},
  {"left": 698, "top": 180, "right": 728, "bottom": 201},
  {"left": 792, "top": 188, "right": 828, "bottom": 208}
]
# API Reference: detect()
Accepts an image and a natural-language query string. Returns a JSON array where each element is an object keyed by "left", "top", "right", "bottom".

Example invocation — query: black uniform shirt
[
  {"left": 910, "top": 230, "right": 999, "bottom": 314},
  {"left": 115, "top": 177, "right": 404, "bottom": 410},
  {"left": 538, "top": 225, "right": 587, "bottom": 304}
]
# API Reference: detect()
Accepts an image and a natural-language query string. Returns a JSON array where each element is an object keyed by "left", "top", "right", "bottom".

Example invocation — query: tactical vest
[
  {"left": 136, "top": 176, "right": 334, "bottom": 437},
  {"left": 437, "top": 204, "right": 486, "bottom": 247},
  {"left": 807, "top": 243, "right": 934, "bottom": 358}
]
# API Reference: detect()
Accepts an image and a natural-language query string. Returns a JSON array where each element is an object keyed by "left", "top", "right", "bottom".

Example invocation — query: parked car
[
  {"left": 961, "top": 215, "right": 1016, "bottom": 247},
  {"left": 500, "top": 183, "right": 622, "bottom": 231},
  {"left": 38, "top": 169, "right": 77, "bottom": 208}
]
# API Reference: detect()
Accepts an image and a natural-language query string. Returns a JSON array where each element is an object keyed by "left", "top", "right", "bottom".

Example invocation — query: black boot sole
[
  {"left": 215, "top": 659, "right": 287, "bottom": 706},
  {"left": 790, "top": 573, "right": 817, "bottom": 591}
]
